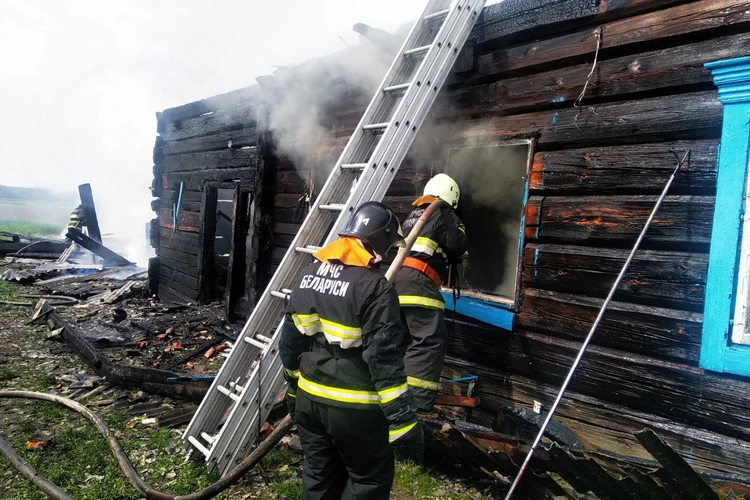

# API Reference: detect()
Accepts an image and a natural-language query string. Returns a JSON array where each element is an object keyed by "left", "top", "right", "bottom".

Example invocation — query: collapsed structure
[{"left": 148, "top": 0, "right": 750, "bottom": 496}]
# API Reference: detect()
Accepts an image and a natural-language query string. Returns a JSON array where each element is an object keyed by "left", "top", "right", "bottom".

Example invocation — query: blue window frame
[{"left": 701, "top": 57, "right": 750, "bottom": 377}]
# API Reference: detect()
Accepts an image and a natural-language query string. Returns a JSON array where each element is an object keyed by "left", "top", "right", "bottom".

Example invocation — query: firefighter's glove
[{"left": 391, "top": 421, "right": 424, "bottom": 463}]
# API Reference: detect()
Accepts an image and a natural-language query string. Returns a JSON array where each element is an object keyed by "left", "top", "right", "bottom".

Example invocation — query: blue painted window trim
[
  {"left": 701, "top": 57, "right": 750, "bottom": 377},
  {"left": 441, "top": 291, "right": 515, "bottom": 330}
]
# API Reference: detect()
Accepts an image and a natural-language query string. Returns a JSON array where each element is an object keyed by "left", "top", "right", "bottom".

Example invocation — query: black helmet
[{"left": 339, "top": 201, "right": 404, "bottom": 255}]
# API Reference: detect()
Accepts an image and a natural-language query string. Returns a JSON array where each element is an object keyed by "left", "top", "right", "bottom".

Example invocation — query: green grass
[
  {"left": 271, "top": 478, "right": 304, "bottom": 500},
  {"left": 0, "top": 219, "right": 64, "bottom": 237},
  {"left": 0, "top": 368, "right": 19, "bottom": 382}
]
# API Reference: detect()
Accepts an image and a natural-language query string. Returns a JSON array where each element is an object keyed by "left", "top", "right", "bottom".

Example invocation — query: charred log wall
[
  {"left": 431, "top": 0, "right": 750, "bottom": 479},
  {"left": 150, "top": 88, "right": 262, "bottom": 308}
]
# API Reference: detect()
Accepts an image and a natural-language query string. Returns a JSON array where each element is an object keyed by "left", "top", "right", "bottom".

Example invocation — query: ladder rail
[{"left": 327, "top": 0, "right": 483, "bottom": 243}]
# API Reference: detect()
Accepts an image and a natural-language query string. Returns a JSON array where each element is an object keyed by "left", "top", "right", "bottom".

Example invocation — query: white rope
[{"left": 574, "top": 27, "right": 603, "bottom": 129}]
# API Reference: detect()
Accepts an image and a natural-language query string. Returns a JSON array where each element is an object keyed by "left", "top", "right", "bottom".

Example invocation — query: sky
[{"left": 0, "top": 0, "right": 498, "bottom": 264}]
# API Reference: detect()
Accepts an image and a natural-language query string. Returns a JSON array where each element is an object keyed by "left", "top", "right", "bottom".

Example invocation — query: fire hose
[{"left": 0, "top": 200, "right": 446, "bottom": 500}]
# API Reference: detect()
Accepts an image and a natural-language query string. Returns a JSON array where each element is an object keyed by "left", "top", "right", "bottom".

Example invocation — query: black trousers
[
  {"left": 295, "top": 391, "right": 394, "bottom": 500},
  {"left": 401, "top": 306, "right": 448, "bottom": 412}
]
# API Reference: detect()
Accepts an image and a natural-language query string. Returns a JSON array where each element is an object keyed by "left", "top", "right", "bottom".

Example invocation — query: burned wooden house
[{"left": 150, "top": 0, "right": 750, "bottom": 496}]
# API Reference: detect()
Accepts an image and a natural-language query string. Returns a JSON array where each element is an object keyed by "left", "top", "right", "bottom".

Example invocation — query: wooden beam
[
  {"left": 445, "top": 32, "right": 750, "bottom": 118},
  {"left": 467, "top": 0, "right": 750, "bottom": 81},
  {"left": 162, "top": 148, "right": 258, "bottom": 174},
  {"left": 522, "top": 243, "right": 707, "bottom": 311},
  {"left": 456, "top": 91, "right": 722, "bottom": 149},
  {"left": 78, "top": 183, "right": 102, "bottom": 244},
  {"left": 530, "top": 195, "right": 714, "bottom": 247},
  {"left": 517, "top": 288, "right": 702, "bottom": 364},
  {"left": 65, "top": 229, "right": 132, "bottom": 266},
  {"left": 529, "top": 139, "right": 718, "bottom": 195},
  {"left": 161, "top": 128, "right": 260, "bottom": 156},
  {"left": 635, "top": 429, "right": 718, "bottom": 500}
]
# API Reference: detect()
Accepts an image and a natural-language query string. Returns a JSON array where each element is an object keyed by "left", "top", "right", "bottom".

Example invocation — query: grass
[
  {"left": 0, "top": 368, "right": 19, "bottom": 382},
  {"left": 0, "top": 219, "right": 64, "bottom": 238}
]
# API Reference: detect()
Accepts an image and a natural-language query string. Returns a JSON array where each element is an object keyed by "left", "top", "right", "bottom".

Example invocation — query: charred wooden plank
[
  {"left": 162, "top": 167, "right": 257, "bottom": 188},
  {"left": 522, "top": 243, "right": 707, "bottom": 311},
  {"left": 161, "top": 101, "right": 257, "bottom": 142},
  {"left": 472, "top": 0, "right": 692, "bottom": 48},
  {"left": 158, "top": 208, "right": 200, "bottom": 233},
  {"left": 65, "top": 229, "right": 132, "bottom": 266},
  {"left": 441, "top": 361, "right": 750, "bottom": 477},
  {"left": 162, "top": 148, "right": 258, "bottom": 174},
  {"left": 157, "top": 246, "right": 197, "bottom": 266},
  {"left": 532, "top": 195, "right": 714, "bottom": 247},
  {"left": 159, "top": 265, "right": 198, "bottom": 290},
  {"left": 446, "top": 33, "right": 750, "bottom": 118},
  {"left": 457, "top": 91, "right": 722, "bottom": 149},
  {"left": 158, "top": 228, "right": 200, "bottom": 252},
  {"left": 446, "top": 328, "right": 750, "bottom": 442},
  {"left": 517, "top": 288, "right": 702, "bottom": 363},
  {"left": 472, "top": 0, "right": 598, "bottom": 47},
  {"left": 529, "top": 140, "right": 718, "bottom": 195},
  {"left": 636, "top": 429, "right": 719, "bottom": 499},
  {"left": 159, "top": 256, "right": 199, "bottom": 278},
  {"left": 158, "top": 275, "right": 199, "bottom": 300},
  {"left": 467, "top": 0, "right": 750, "bottom": 81},
  {"left": 78, "top": 183, "right": 102, "bottom": 244},
  {"left": 159, "top": 85, "right": 259, "bottom": 123},
  {"left": 273, "top": 222, "right": 301, "bottom": 236},
  {"left": 161, "top": 128, "right": 260, "bottom": 156}
]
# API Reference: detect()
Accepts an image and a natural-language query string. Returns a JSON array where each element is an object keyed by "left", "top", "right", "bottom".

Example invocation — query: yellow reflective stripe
[
  {"left": 398, "top": 295, "right": 445, "bottom": 310},
  {"left": 287, "top": 392, "right": 296, "bottom": 398},
  {"left": 458, "top": 224, "right": 466, "bottom": 233},
  {"left": 298, "top": 375, "right": 380, "bottom": 405},
  {"left": 292, "top": 312, "right": 321, "bottom": 327},
  {"left": 389, "top": 421, "right": 418, "bottom": 443},
  {"left": 407, "top": 376, "right": 439, "bottom": 391},
  {"left": 285, "top": 368, "right": 300, "bottom": 379},
  {"left": 320, "top": 318, "right": 362, "bottom": 340},
  {"left": 378, "top": 382, "right": 409, "bottom": 404},
  {"left": 415, "top": 237, "right": 438, "bottom": 249}
]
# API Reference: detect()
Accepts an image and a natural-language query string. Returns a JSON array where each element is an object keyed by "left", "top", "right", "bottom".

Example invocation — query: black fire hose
[{"left": 0, "top": 390, "right": 293, "bottom": 500}]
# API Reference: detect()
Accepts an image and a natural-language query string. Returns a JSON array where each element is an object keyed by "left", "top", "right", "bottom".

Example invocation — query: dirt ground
[{"left": 0, "top": 278, "right": 495, "bottom": 500}]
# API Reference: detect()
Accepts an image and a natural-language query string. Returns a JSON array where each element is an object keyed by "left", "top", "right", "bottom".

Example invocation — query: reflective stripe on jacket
[
  {"left": 279, "top": 251, "right": 417, "bottom": 436},
  {"left": 394, "top": 202, "right": 467, "bottom": 308}
]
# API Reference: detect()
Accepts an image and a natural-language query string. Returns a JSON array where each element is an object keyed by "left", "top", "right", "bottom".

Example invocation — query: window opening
[{"left": 445, "top": 141, "right": 532, "bottom": 305}]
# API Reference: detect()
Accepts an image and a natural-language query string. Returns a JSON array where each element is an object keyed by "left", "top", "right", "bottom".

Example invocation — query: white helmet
[{"left": 424, "top": 173, "right": 460, "bottom": 209}]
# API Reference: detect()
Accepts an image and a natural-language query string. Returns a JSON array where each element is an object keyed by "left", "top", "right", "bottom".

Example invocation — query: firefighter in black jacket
[
  {"left": 394, "top": 173, "right": 467, "bottom": 417},
  {"left": 280, "top": 201, "right": 422, "bottom": 500}
]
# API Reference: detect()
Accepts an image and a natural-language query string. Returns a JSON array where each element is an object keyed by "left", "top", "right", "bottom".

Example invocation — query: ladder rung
[
  {"left": 200, "top": 432, "right": 217, "bottom": 444},
  {"left": 270, "top": 290, "right": 289, "bottom": 299},
  {"left": 188, "top": 436, "right": 211, "bottom": 458},
  {"left": 217, "top": 384, "right": 241, "bottom": 401},
  {"left": 424, "top": 8, "right": 450, "bottom": 20},
  {"left": 243, "top": 336, "right": 269, "bottom": 350},
  {"left": 320, "top": 203, "right": 346, "bottom": 211},
  {"left": 228, "top": 381, "right": 245, "bottom": 393},
  {"left": 255, "top": 334, "right": 273, "bottom": 343},
  {"left": 362, "top": 123, "right": 389, "bottom": 130},
  {"left": 404, "top": 44, "right": 431, "bottom": 56},
  {"left": 295, "top": 245, "right": 321, "bottom": 255},
  {"left": 341, "top": 163, "right": 367, "bottom": 170},
  {"left": 383, "top": 82, "right": 411, "bottom": 92}
]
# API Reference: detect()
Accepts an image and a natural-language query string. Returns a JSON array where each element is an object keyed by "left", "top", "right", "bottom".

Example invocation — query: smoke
[{"left": 253, "top": 27, "right": 408, "bottom": 172}]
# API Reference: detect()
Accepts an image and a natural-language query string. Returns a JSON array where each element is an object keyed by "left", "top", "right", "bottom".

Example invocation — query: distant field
[{"left": 0, "top": 198, "right": 70, "bottom": 238}]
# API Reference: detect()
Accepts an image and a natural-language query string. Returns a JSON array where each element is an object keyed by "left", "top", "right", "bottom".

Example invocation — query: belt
[{"left": 403, "top": 257, "right": 441, "bottom": 287}]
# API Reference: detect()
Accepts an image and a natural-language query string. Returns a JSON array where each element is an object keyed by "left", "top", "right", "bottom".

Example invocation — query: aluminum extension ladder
[{"left": 183, "top": 0, "right": 486, "bottom": 475}]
